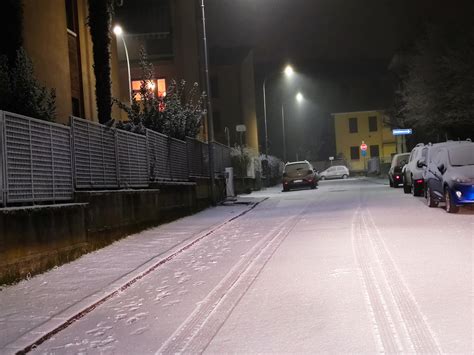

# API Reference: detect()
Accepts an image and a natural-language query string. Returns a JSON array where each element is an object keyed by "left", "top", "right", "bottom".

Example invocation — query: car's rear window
[
  {"left": 448, "top": 144, "right": 474, "bottom": 166},
  {"left": 285, "top": 163, "right": 310, "bottom": 173}
]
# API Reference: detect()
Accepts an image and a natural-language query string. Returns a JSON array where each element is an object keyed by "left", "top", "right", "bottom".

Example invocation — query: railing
[
  {"left": 0, "top": 111, "right": 73, "bottom": 205},
  {"left": 147, "top": 130, "right": 188, "bottom": 181},
  {"left": 212, "top": 142, "right": 231, "bottom": 174},
  {"left": 0, "top": 112, "right": 233, "bottom": 207},
  {"left": 187, "top": 137, "right": 209, "bottom": 177}
]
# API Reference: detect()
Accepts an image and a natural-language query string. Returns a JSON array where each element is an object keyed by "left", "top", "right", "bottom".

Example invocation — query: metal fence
[
  {"left": 187, "top": 137, "right": 209, "bottom": 177},
  {"left": 147, "top": 130, "right": 189, "bottom": 181},
  {"left": 0, "top": 112, "right": 233, "bottom": 206},
  {"left": 212, "top": 142, "right": 231, "bottom": 174},
  {"left": 71, "top": 117, "right": 118, "bottom": 189},
  {"left": 0, "top": 111, "right": 73, "bottom": 205}
]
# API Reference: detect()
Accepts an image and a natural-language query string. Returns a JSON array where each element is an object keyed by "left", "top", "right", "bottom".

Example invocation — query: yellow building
[
  {"left": 22, "top": 0, "right": 123, "bottom": 124},
  {"left": 332, "top": 110, "right": 397, "bottom": 171}
]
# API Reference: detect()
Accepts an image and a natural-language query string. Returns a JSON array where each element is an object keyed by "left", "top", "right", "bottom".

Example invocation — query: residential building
[
  {"left": 22, "top": 0, "right": 123, "bottom": 124},
  {"left": 114, "top": 0, "right": 204, "bottom": 135},
  {"left": 210, "top": 48, "right": 259, "bottom": 153},
  {"left": 332, "top": 110, "right": 396, "bottom": 171}
]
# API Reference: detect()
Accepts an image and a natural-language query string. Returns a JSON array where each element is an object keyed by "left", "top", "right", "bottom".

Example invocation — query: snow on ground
[
  {"left": 0, "top": 199, "right": 260, "bottom": 352},
  {"left": 1, "top": 178, "right": 472, "bottom": 354}
]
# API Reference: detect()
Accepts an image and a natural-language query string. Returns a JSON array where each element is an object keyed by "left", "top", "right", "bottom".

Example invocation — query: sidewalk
[{"left": 0, "top": 197, "right": 264, "bottom": 353}]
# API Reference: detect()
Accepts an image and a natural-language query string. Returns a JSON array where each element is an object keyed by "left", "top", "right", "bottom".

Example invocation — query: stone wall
[{"left": 0, "top": 179, "right": 223, "bottom": 285}]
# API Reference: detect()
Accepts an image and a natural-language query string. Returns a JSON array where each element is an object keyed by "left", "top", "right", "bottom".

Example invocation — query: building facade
[
  {"left": 22, "top": 0, "right": 123, "bottom": 124},
  {"left": 332, "top": 110, "right": 396, "bottom": 171},
  {"left": 210, "top": 48, "right": 259, "bottom": 153}
]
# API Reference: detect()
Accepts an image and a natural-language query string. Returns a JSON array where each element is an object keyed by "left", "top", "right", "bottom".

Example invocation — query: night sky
[{"left": 206, "top": 0, "right": 463, "bottom": 160}]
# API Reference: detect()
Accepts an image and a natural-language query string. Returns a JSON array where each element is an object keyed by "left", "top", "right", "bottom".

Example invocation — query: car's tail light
[
  {"left": 416, "top": 179, "right": 423, "bottom": 184},
  {"left": 395, "top": 175, "right": 400, "bottom": 179}
]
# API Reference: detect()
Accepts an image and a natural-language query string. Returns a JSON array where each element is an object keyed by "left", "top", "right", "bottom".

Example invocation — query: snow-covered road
[{"left": 1, "top": 178, "right": 472, "bottom": 354}]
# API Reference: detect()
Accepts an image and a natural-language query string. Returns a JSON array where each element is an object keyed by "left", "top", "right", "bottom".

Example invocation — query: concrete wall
[{"left": 0, "top": 179, "right": 224, "bottom": 285}]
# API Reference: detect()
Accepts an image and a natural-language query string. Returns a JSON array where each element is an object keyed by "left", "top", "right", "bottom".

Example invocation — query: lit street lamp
[
  {"left": 113, "top": 25, "right": 132, "bottom": 106},
  {"left": 262, "top": 64, "right": 294, "bottom": 157}
]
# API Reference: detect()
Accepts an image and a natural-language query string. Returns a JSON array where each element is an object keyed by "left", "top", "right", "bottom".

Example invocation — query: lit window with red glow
[{"left": 131, "top": 79, "right": 166, "bottom": 100}]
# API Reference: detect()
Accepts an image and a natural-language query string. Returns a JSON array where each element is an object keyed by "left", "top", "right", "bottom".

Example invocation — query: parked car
[
  {"left": 388, "top": 153, "right": 410, "bottom": 187},
  {"left": 402, "top": 143, "right": 427, "bottom": 196},
  {"left": 282, "top": 160, "right": 318, "bottom": 191},
  {"left": 319, "top": 165, "right": 349, "bottom": 180},
  {"left": 420, "top": 140, "right": 474, "bottom": 213}
]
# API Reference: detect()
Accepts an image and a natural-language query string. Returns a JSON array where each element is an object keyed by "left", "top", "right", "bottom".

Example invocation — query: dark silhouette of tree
[
  {"left": 87, "top": 0, "right": 114, "bottom": 124},
  {"left": 390, "top": 4, "right": 474, "bottom": 141}
]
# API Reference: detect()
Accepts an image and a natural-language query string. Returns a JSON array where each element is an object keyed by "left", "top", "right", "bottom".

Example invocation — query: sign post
[
  {"left": 392, "top": 129, "right": 412, "bottom": 153},
  {"left": 360, "top": 141, "right": 368, "bottom": 173}
]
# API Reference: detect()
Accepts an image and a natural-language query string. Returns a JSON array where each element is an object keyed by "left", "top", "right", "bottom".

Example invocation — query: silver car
[{"left": 319, "top": 165, "right": 350, "bottom": 180}]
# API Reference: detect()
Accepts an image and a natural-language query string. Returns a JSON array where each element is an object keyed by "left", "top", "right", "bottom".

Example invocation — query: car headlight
[
  {"left": 455, "top": 191, "right": 462, "bottom": 198},
  {"left": 453, "top": 176, "right": 470, "bottom": 183}
]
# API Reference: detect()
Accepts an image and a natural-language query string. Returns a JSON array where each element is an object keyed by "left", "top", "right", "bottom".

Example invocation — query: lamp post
[
  {"left": 262, "top": 64, "right": 294, "bottom": 158},
  {"left": 113, "top": 25, "right": 132, "bottom": 106},
  {"left": 200, "top": 0, "right": 216, "bottom": 205}
]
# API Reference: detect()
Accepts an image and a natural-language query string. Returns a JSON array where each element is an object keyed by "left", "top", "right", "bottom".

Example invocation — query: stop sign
[{"left": 360, "top": 143, "right": 367, "bottom": 151}]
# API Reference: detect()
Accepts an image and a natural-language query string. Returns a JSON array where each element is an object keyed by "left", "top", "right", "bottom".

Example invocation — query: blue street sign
[
  {"left": 361, "top": 150, "right": 367, "bottom": 157},
  {"left": 392, "top": 128, "right": 413, "bottom": 136}
]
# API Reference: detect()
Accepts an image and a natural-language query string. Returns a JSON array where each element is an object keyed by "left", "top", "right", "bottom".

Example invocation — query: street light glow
[
  {"left": 113, "top": 25, "right": 123, "bottom": 36},
  {"left": 284, "top": 65, "right": 294, "bottom": 77},
  {"left": 296, "top": 92, "right": 303, "bottom": 102}
]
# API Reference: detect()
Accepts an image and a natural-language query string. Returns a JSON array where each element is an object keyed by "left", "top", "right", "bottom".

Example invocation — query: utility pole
[{"left": 200, "top": 0, "right": 216, "bottom": 205}]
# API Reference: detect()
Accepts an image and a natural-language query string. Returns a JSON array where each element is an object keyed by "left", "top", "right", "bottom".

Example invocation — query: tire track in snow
[
  {"left": 352, "top": 206, "right": 442, "bottom": 354},
  {"left": 157, "top": 196, "right": 327, "bottom": 354}
]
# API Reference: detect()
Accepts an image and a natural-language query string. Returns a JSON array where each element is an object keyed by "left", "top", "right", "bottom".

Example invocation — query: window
[
  {"left": 370, "top": 145, "right": 379, "bottom": 157},
  {"left": 348, "top": 117, "right": 358, "bottom": 133},
  {"left": 368, "top": 116, "right": 378, "bottom": 132},
  {"left": 65, "top": 0, "right": 78, "bottom": 33},
  {"left": 131, "top": 78, "right": 166, "bottom": 100},
  {"left": 350, "top": 146, "right": 360, "bottom": 160}
]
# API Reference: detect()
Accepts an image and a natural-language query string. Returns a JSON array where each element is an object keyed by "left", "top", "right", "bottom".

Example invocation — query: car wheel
[
  {"left": 389, "top": 178, "right": 393, "bottom": 187},
  {"left": 411, "top": 177, "right": 420, "bottom": 197},
  {"left": 445, "top": 188, "right": 459, "bottom": 213},
  {"left": 426, "top": 187, "right": 438, "bottom": 208},
  {"left": 403, "top": 180, "right": 411, "bottom": 194},
  {"left": 310, "top": 184, "right": 316, "bottom": 189},
  {"left": 342, "top": 174, "right": 348, "bottom": 179}
]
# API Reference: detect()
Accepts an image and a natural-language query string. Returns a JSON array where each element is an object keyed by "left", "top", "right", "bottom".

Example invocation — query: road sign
[
  {"left": 361, "top": 150, "right": 367, "bottom": 157},
  {"left": 329, "top": 156, "right": 334, "bottom": 161},
  {"left": 236, "top": 124, "right": 247, "bottom": 132},
  {"left": 392, "top": 128, "right": 412, "bottom": 136},
  {"left": 360, "top": 143, "right": 367, "bottom": 151}
]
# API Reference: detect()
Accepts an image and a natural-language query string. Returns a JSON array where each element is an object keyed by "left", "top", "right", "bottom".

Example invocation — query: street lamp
[
  {"left": 113, "top": 25, "right": 132, "bottom": 106},
  {"left": 296, "top": 92, "right": 303, "bottom": 103},
  {"left": 262, "top": 64, "right": 295, "bottom": 157}
]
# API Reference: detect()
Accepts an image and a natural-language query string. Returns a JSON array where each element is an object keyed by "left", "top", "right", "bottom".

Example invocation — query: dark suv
[
  {"left": 388, "top": 153, "right": 410, "bottom": 187},
  {"left": 282, "top": 160, "right": 318, "bottom": 191},
  {"left": 420, "top": 141, "right": 474, "bottom": 213},
  {"left": 403, "top": 143, "right": 427, "bottom": 196}
]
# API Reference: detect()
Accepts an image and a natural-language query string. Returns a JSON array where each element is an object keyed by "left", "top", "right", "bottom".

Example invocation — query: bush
[
  {"left": 114, "top": 47, "right": 205, "bottom": 139},
  {"left": 0, "top": 48, "right": 56, "bottom": 121}
]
